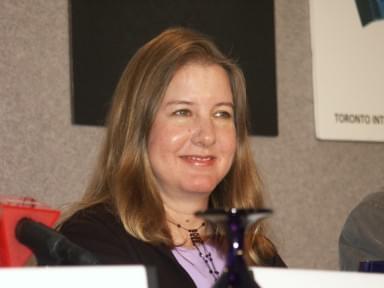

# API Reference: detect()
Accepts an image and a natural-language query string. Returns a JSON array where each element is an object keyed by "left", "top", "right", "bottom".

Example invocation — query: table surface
[{"left": 0, "top": 265, "right": 383, "bottom": 288}]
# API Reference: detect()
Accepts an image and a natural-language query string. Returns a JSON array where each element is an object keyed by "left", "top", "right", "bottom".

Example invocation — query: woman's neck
[
  {"left": 165, "top": 203, "right": 206, "bottom": 224},
  {"left": 163, "top": 196, "right": 209, "bottom": 247}
]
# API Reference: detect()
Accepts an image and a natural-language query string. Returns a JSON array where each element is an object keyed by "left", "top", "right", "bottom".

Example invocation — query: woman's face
[{"left": 148, "top": 63, "right": 236, "bottom": 199}]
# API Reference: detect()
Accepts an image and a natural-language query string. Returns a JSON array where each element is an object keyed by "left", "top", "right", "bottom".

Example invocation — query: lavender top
[{"left": 172, "top": 243, "right": 226, "bottom": 288}]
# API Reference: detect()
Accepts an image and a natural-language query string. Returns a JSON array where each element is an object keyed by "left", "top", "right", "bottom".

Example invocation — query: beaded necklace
[{"left": 168, "top": 219, "right": 219, "bottom": 280}]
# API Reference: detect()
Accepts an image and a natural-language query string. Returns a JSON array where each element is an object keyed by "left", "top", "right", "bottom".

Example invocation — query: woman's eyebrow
[
  {"left": 165, "top": 100, "right": 194, "bottom": 106},
  {"left": 215, "top": 102, "right": 234, "bottom": 108},
  {"left": 164, "top": 101, "right": 233, "bottom": 108}
]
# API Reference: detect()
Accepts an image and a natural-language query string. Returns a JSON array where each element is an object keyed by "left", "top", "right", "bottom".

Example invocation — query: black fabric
[
  {"left": 59, "top": 204, "right": 286, "bottom": 288},
  {"left": 70, "top": 0, "right": 278, "bottom": 136}
]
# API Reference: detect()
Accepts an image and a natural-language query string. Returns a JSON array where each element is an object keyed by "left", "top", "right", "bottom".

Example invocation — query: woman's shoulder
[
  {"left": 59, "top": 202, "right": 139, "bottom": 249},
  {"left": 263, "top": 253, "right": 287, "bottom": 268},
  {"left": 256, "top": 236, "right": 287, "bottom": 268},
  {"left": 58, "top": 203, "right": 141, "bottom": 264},
  {"left": 60, "top": 203, "right": 116, "bottom": 230}
]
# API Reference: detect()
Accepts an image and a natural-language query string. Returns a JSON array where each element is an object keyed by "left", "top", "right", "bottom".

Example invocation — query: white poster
[{"left": 310, "top": 0, "right": 384, "bottom": 142}]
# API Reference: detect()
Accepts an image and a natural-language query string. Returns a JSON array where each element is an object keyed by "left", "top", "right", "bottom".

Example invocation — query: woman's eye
[
  {"left": 214, "top": 111, "right": 233, "bottom": 119},
  {"left": 173, "top": 109, "right": 192, "bottom": 117}
]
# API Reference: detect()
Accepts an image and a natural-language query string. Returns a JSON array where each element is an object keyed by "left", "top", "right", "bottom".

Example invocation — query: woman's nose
[{"left": 191, "top": 117, "right": 216, "bottom": 147}]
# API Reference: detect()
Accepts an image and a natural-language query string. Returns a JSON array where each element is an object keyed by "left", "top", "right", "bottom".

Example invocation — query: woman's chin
[{"left": 181, "top": 180, "right": 218, "bottom": 195}]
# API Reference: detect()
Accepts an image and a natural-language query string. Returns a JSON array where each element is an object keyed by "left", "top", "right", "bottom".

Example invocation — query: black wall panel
[{"left": 70, "top": 0, "right": 278, "bottom": 136}]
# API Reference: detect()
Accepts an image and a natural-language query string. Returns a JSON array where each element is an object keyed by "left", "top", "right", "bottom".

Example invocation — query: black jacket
[{"left": 60, "top": 204, "right": 286, "bottom": 288}]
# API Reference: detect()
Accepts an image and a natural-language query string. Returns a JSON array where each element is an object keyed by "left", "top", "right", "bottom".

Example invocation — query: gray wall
[{"left": 1, "top": 0, "right": 383, "bottom": 270}]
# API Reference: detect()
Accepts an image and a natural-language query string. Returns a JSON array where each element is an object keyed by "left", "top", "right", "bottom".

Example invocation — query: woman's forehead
[{"left": 162, "top": 63, "right": 232, "bottom": 101}]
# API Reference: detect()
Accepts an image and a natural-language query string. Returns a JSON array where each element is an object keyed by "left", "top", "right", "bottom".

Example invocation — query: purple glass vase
[{"left": 196, "top": 208, "right": 272, "bottom": 288}]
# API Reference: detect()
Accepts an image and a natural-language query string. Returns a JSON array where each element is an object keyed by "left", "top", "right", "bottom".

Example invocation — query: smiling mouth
[{"left": 180, "top": 155, "right": 216, "bottom": 166}]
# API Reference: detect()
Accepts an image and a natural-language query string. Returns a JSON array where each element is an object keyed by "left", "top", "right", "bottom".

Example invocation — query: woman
[{"left": 60, "top": 27, "right": 285, "bottom": 288}]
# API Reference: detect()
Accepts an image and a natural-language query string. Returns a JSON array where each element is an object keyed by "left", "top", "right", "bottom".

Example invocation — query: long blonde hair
[{"left": 66, "top": 27, "right": 276, "bottom": 264}]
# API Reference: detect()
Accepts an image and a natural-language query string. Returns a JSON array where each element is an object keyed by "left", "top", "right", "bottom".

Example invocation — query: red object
[{"left": 0, "top": 195, "right": 60, "bottom": 267}]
